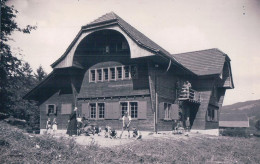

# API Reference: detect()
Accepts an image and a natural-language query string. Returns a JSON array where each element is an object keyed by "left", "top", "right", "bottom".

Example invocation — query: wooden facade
[{"left": 24, "top": 12, "right": 234, "bottom": 134}]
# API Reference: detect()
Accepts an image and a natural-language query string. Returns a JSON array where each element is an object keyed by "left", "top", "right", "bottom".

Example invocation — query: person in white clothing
[{"left": 119, "top": 112, "right": 131, "bottom": 139}]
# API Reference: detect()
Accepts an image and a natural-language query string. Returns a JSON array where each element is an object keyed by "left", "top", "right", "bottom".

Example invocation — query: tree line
[{"left": 1, "top": 0, "right": 46, "bottom": 130}]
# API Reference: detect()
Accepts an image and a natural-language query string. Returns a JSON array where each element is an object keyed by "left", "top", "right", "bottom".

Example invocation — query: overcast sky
[{"left": 7, "top": 0, "right": 260, "bottom": 106}]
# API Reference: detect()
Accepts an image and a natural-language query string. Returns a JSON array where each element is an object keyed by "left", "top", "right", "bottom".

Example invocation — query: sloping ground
[{"left": 1, "top": 121, "right": 260, "bottom": 163}]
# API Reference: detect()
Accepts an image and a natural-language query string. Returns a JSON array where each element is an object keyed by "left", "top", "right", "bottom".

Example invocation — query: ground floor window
[
  {"left": 46, "top": 104, "right": 56, "bottom": 115},
  {"left": 164, "top": 103, "right": 171, "bottom": 119},
  {"left": 90, "top": 103, "right": 96, "bottom": 118},
  {"left": 207, "top": 107, "right": 218, "bottom": 122},
  {"left": 98, "top": 103, "right": 105, "bottom": 118},
  {"left": 90, "top": 103, "right": 105, "bottom": 119},
  {"left": 120, "top": 101, "right": 138, "bottom": 118}
]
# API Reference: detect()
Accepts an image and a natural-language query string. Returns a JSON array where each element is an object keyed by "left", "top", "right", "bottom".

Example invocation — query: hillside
[
  {"left": 222, "top": 99, "right": 260, "bottom": 120},
  {"left": 222, "top": 100, "right": 260, "bottom": 131},
  {"left": 1, "top": 121, "right": 260, "bottom": 163}
]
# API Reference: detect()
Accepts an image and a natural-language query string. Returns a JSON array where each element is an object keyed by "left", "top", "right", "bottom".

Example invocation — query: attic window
[
  {"left": 219, "top": 72, "right": 223, "bottom": 79},
  {"left": 122, "top": 41, "right": 128, "bottom": 50},
  {"left": 105, "top": 45, "right": 110, "bottom": 53},
  {"left": 130, "top": 65, "right": 138, "bottom": 79}
]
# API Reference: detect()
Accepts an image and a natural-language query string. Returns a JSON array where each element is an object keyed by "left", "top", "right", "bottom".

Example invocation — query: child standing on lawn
[
  {"left": 52, "top": 117, "right": 58, "bottom": 135},
  {"left": 119, "top": 111, "right": 131, "bottom": 139},
  {"left": 46, "top": 117, "right": 52, "bottom": 134}
]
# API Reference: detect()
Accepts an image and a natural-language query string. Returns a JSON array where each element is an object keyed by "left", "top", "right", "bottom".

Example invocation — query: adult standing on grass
[
  {"left": 66, "top": 107, "right": 78, "bottom": 136},
  {"left": 119, "top": 111, "right": 131, "bottom": 139}
]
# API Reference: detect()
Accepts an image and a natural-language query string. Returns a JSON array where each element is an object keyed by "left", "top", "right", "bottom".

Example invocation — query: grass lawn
[{"left": 1, "top": 121, "right": 260, "bottom": 163}]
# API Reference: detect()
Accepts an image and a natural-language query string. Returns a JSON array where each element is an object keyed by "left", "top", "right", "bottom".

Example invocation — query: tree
[
  {"left": 35, "top": 65, "right": 47, "bottom": 82},
  {"left": 0, "top": 0, "right": 36, "bottom": 114},
  {"left": 256, "top": 120, "right": 260, "bottom": 131}
]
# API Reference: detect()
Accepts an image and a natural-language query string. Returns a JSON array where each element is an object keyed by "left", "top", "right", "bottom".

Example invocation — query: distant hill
[{"left": 222, "top": 99, "right": 260, "bottom": 129}]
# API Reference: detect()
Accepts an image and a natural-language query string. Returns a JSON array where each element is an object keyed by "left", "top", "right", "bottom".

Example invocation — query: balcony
[{"left": 178, "top": 88, "right": 201, "bottom": 104}]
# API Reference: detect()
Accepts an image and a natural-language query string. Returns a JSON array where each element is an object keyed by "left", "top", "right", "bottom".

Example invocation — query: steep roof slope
[
  {"left": 84, "top": 12, "right": 171, "bottom": 56},
  {"left": 51, "top": 12, "right": 189, "bottom": 72},
  {"left": 171, "top": 48, "right": 228, "bottom": 76}
]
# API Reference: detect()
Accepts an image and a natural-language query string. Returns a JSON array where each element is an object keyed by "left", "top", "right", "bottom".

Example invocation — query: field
[{"left": 1, "top": 121, "right": 260, "bottom": 163}]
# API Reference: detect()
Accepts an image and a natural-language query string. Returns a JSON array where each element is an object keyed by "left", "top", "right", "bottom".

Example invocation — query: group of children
[
  {"left": 46, "top": 117, "right": 58, "bottom": 134},
  {"left": 172, "top": 117, "right": 190, "bottom": 135}
]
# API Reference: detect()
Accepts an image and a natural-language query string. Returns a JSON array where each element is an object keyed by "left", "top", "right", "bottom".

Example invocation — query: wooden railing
[{"left": 178, "top": 88, "right": 201, "bottom": 103}]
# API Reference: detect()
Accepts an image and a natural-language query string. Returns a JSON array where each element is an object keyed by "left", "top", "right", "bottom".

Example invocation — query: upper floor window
[
  {"left": 103, "top": 68, "right": 109, "bottom": 81},
  {"left": 110, "top": 68, "right": 116, "bottom": 80},
  {"left": 131, "top": 65, "right": 138, "bottom": 79},
  {"left": 117, "top": 67, "right": 122, "bottom": 80},
  {"left": 124, "top": 66, "right": 130, "bottom": 79},
  {"left": 89, "top": 65, "right": 138, "bottom": 82},
  {"left": 90, "top": 70, "right": 96, "bottom": 82},
  {"left": 97, "top": 69, "right": 102, "bottom": 81}
]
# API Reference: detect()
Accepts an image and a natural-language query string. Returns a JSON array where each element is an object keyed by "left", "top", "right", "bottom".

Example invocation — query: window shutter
[
  {"left": 138, "top": 101, "right": 147, "bottom": 119},
  {"left": 82, "top": 103, "right": 89, "bottom": 118},
  {"left": 54, "top": 105, "right": 57, "bottom": 115},
  {"left": 171, "top": 104, "right": 179, "bottom": 120},
  {"left": 214, "top": 110, "right": 218, "bottom": 121},
  {"left": 46, "top": 104, "right": 49, "bottom": 114},
  {"left": 158, "top": 102, "right": 165, "bottom": 119},
  {"left": 61, "top": 104, "right": 72, "bottom": 114},
  {"left": 105, "top": 102, "right": 120, "bottom": 119}
]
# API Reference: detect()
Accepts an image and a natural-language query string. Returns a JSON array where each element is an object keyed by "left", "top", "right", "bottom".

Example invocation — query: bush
[
  {"left": 220, "top": 128, "right": 250, "bottom": 138},
  {"left": 255, "top": 120, "right": 260, "bottom": 131}
]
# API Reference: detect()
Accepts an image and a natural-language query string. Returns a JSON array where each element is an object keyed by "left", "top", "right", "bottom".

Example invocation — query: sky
[{"left": 7, "top": 0, "right": 260, "bottom": 106}]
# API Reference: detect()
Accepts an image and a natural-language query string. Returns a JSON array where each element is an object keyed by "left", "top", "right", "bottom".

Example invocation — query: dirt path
[{"left": 74, "top": 131, "right": 201, "bottom": 147}]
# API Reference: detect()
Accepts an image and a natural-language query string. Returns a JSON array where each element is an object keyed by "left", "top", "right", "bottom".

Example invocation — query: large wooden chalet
[{"left": 24, "top": 12, "right": 234, "bottom": 134}]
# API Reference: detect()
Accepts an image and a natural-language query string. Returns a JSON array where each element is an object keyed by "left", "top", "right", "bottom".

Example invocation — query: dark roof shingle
[{"left": 171, "top": 48, "right": 227, "bottom": 76}]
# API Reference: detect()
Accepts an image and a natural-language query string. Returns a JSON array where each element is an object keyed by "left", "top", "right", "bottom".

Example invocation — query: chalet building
[{"left": 24, "top": 12, "right": 234, "bottom": 134}]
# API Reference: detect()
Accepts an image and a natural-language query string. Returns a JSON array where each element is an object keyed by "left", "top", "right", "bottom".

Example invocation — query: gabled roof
[
  {"left": 51, "top": 12, "right": 192, "bottom": 74},
  {"left": 220, "top": 113, "right": 248, "bottom": 122},
  {"left": 171, "top": 48, "right": 229, "bottom": 76},
  {"left": 83, "top": 12, "right": 171, "bottom": 56}
]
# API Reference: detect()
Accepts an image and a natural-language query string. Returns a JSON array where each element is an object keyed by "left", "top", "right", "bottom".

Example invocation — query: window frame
[
  {"left": 130, "top": 65, "right": 138, "bottom": 79},
  {"left": 123, "top": 65, "right": 130, "bottom": 79},
  {"left": 120, "top": 101, "right": 138, "bottom": 119},
  {"left": 164, "top": 102, "right": 172, "bottom": 120},
  {"left": 98, "top": 103, "right": 105, "bottom": 119},
  {"left": 116, "top": 66, "right": 123, "bottom": 80},
  {"left": 110, "top": 67, "right": 116, "bottom": 81},
  {"left": 89, "top": 102, "right": 105, "bottom": 120},
  {"left": 103, "top": 68, "right": 109, "bottom": 81},
  {"left": 89, "top": 65, "right": 138, "bottom": 82},
  {"left": 207, "top": 107, "right": 218, "bottom": 122},
  {"left": 89, "top": 69, "right": 96, "bottom": 82},
  {"left": 47, "top": 104, "right": 56, "bottom": 115},
  {"left": 97, "top": 69, "right": 103, "bottom": 82}
]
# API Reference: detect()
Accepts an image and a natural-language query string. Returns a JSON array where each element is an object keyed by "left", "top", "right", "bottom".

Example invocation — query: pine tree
[
  {"left": 0, "top": 0, "right": 36, "bottom": 114},
  {"left": 35, "top": 65, "right": 47, "bottom": 82}
]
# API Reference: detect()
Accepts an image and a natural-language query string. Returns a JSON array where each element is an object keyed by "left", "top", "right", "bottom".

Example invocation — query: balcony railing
[{"left": 178, "top": 88, "right": 201, "bottom": 103}]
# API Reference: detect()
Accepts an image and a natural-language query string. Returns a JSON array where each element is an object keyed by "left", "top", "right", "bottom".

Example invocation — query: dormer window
[
  {"left": 122, "top": 41, "right": 128, "bottom": 50},
  {"left": 219, "top": 72, "right": 223, "bottom": 79},
  {"left": 105, "top": 45, "right": 110, "bottom": 53}
]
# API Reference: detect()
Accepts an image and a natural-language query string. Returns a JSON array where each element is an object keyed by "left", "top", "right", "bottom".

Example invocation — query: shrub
[
  {"left": 255, "top": 120, "right": 260, "bottom": 131},
  {"left": 220, "top": 128, "right": 250, "bottom": 138}
]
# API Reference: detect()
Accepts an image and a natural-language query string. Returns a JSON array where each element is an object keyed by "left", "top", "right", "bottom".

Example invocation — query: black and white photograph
[{"left": 1, "top": 0, "right": 260, "bottom": 163}]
